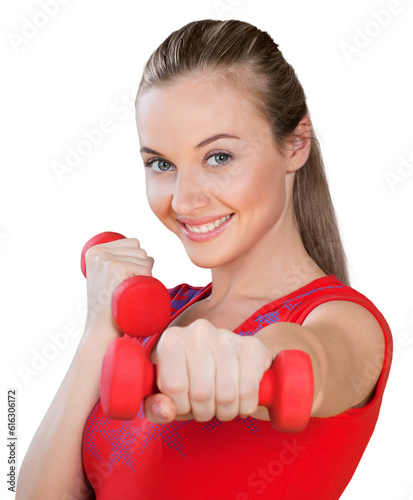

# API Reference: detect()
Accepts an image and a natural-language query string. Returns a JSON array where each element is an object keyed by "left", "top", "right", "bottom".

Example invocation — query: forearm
[
  {"left": 255, "top": 298, "right": 387, "bottom": 420},
  {"left": 16, "top": 328, "right": 112, "bottom": 500}
]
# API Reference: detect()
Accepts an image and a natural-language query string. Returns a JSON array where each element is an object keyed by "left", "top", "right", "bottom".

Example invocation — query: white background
[{"left": 1, "top": 0, "right": 413, "bottom": 498}]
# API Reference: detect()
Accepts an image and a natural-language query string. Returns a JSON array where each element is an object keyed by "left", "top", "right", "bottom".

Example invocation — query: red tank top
[{"left": 82, "top": 274, "right": 392, "bottom": 499}]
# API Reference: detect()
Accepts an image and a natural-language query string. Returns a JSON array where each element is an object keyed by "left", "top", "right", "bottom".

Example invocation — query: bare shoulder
[
  {"left": 303, "top": 300, "right": 384, "bottom": 359},
  {"left": 302, "top": 299, "right": 386, "bottom": 413},
  {"left": 302, "top": 299, "right": 385, "bottom": 359}
]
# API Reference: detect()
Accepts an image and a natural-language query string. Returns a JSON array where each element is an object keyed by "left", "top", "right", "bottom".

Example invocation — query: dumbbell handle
[{"left": 101, "top": 337, "right": 314, "bottom": 433}]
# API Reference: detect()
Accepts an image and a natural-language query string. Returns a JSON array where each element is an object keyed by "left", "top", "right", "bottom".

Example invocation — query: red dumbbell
[
  {"left": 82, "top": 232, "right": 314, "bottom": 431},
  {"left": 102, "top": 336, "right": 314, "bottom": 433},
  {"left": 81, "top": 231, "right": 172, "bottom": 338},
  {"left": 258, "top": 349, "right": 314, "bottom": 432}
]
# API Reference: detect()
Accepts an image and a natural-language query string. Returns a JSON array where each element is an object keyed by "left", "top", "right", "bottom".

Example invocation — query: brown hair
[{"left": 135, "top": 19, "right": 350, "bottom": 285}]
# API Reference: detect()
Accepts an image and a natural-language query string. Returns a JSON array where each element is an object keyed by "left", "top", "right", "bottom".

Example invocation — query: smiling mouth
[{"left": 184, "top": 214, "right": 233, "bottom": 234}]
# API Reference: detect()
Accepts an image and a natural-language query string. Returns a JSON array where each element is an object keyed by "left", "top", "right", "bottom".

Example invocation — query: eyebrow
[{"left": 140, "top": 133, "right": 240, "bottom": 156}]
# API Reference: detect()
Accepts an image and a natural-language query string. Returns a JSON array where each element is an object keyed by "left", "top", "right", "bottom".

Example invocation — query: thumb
[{"left": 143, "top": 393, "right": 177, "bottom": 424}]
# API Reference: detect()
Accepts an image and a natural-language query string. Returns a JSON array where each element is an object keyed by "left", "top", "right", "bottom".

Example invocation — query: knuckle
[
  {"left": 190, "top": 385, "right": 212, "bottom": 403},
  {"left": 216, "top": 394, "right": 236, "bottom": 407},
  {"left": 126, "top": 237, "right": 141, "bottom": 247},
  {"left": 191, "top": 318, "right": 210, "bottom": 329},
  {"left": 162, "top": 327, "right": 181, "bottom": 344},
  {"left": 157, "top": 377, "right": 187, "bottom": 397},
  {"left": 239, "top": 337, "right": 264, "bottom": 362},
  {"left": 216, "top": 385, "right": 237, "bottom": 406},
  {"left": 239, "top": 335, "right": 257, "bottom": 351},
  {"left": 86, "top": 250, "right": 111, "bottom": 273},
  {"left": 189, "top": 319, "right": 213, "bottom": 342},
  {"left": 239, "top": 386, "right": 256, "bottom": 402},
  {"left": 101, "top": 256, "right": 120, "bottom": 274},
  {"left": 95, "top": 251, "right": 111, "bottom": 264},
  {"left": 134, "top": 247, "right": 148, "bottom": 259},
  {"left": 239, "top": 376, "right": 259, "bottom": 402},
  {"left": 85, "top": 245, "right": 102, "bottom": 263}
]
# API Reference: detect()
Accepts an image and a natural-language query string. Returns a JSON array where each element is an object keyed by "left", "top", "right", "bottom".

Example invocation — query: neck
[{"left": 205, "top": 207, "right": 326, "bottom": 307}]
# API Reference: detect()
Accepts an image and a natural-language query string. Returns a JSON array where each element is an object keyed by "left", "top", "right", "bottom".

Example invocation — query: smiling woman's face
[{"left": 135, "top": 75, "right": 296, "bottom": 269}]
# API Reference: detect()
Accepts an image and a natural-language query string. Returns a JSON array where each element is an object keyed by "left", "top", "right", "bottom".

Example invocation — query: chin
[
  {"left": 186, "top": 252, "right": 218, "bottom": 269},
  {"left": 184, "top": 245, "right": 236, "bottom": 270}
]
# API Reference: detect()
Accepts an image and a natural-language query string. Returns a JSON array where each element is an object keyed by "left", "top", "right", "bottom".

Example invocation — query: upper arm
[{"left": 301, "top": 300, "right": 386, "bottom": 416}]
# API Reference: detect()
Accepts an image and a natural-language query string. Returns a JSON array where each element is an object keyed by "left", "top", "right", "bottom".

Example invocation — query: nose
[{"left": 171, "top": 168, "right": 210, "bottom": 215}]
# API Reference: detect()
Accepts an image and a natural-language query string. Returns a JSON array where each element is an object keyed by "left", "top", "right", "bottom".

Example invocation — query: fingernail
[{"left": 153, "top": 402, "right": 168, "bottom": 423}]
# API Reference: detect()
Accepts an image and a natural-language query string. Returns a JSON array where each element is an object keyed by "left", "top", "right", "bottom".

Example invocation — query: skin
[
  {"left": 16, "top": 237, "right": 156, "bottom": 499},
  {"left": 16, "top": 72, "right": 385, "bottom": 498},
  {"left": 135, "top": 74, "right": 385, "bottom": 424}
]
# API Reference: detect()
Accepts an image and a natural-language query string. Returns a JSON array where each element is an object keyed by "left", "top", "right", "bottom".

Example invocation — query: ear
[{"left": 286, "top": 115, "right": 312, "bottom": 173}]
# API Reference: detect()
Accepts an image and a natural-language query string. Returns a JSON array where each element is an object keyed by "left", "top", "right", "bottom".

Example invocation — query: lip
[
  {"left": 177, "top": 214, "right": 234, "bottom": 226},
  {"left": 178, "top": 214, "right": 235, "bottom": 242}
]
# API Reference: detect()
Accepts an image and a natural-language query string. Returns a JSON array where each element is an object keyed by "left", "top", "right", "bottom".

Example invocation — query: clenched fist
[
  {"left": 84, "top": 237, "right": 155, "bottom": 335},
  {"left": 144, "top": 318, "right": 273, "bottom": 424}
]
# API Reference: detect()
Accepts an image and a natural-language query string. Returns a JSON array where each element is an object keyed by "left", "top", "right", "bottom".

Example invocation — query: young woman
[{"left": 17, "top": 19, "right": 393, "bottom": 499}]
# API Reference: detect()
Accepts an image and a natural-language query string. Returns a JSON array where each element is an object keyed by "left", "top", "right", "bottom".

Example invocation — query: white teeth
[{"left": 185, "top": 214, "right": 231, "bottom": 234}]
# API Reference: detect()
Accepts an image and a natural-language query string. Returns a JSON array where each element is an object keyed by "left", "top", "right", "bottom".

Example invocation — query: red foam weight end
[
  {"left": 81, "top": 231, "right": 126, "bottom": 278},
  {"left": 259, "top": 350, "right": 314, "bottom": 433},
  {"left": 100, "top": 337, "right": 148, "bottom": 420},
  {"left": 112, "top": 275, "right": 172, "bottom": 338}
]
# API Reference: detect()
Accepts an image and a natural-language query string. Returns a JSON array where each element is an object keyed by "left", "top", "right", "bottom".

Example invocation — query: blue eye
[
  {"left": 144, "top": 159, "right": 174, "bottom": 172},
  {"left": 143, "top": 150, "right": 232, "bottom": 172},
  {"left": 206, "top": 151, "right": 232, "bottom": 166}
]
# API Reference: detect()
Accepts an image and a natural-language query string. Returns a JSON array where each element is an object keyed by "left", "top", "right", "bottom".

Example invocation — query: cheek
[
  {"left": 229, "top": 164, "right": 285, "bottom": 210},
  {"left": 145, "top": 178, "right": 169, "bottom": 218},
  {"left": 242, "top": 171, "right": 287, "bottom": 233}
]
